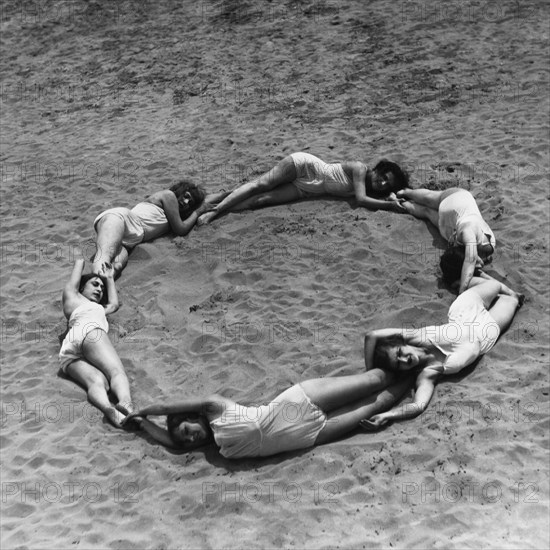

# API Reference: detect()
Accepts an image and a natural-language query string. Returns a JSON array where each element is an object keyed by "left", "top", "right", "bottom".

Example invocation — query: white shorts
[
  {"left": 448, "top": 290, "right": 500, "bottom": 356},
  {"left": 93, "top": 207, "right": 144, "bottom": 248},
  {"left": 290, "top": 152, "right": 353, "bottom": 198}
]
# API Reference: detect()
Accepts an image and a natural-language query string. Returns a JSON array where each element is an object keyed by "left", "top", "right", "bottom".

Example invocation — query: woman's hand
[
  {"left": 195, "top": 202, "right": 217, "bottom": 217},
  {"left": 359, "top": 413, "right": 391, "bottom": 431},
  {"left": 99, "top": 262, "right": 115, "bottom": 280},
  {"left": 387, "top": 198, "right": 408, "bottom": 213},
  {"left": 121, "top": 413, "right": 145, "bottom": 429},
  {"left": 121, "top": 412, "right": 145, "bottom": 424}
]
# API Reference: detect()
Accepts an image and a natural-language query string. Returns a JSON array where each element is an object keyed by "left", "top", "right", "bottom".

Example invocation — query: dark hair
[
  {"left": 78, "top": 274, "right": 107, "bottom": 305},
  {"left": 439, "top": 246, "right": 465, "bottom": 285},
  {"left": 373, "top": 334, "right": 405, "bottom": 371},
  {"left": 169, "top": 180, "right": 206, "bottom": 220},
  {"left": 166, "top": 413, "right": 202, "bottom": 449},
  {"left": 373, "top": 159, "right": 410, "bottom": 192}
]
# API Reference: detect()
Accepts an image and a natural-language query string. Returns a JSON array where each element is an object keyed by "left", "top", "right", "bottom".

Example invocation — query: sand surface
[{"left": 1, "top": 1, "right": 549, "bottom": 548}]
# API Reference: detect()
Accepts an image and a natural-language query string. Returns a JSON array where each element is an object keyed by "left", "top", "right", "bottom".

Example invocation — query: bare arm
[
  {"left": 158, "top": 190, "right": 202, "bottom": 236},
  {"left": 99, "top": 263, "right": 119, "bottom": 315},
  {"left": 137, "top": 418, "right": 178, "bottom": 447},
  {"left": 459, "top": 228, "right": 479, "bottom": 294},
  {"left": 125, "top": 394, "right": 233, "bottom": 422},
  {"left": 362, "top": 367, "right": 441, "bottom": 428},
  {"left": 62, "top": 259, "right": 85, "bottom": 317},
  {"left": 350, "top": 163, "right": 404, "bottom": 212}
]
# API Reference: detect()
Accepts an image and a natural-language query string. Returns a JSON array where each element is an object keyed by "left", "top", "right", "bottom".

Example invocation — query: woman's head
[
  {"left": 169, "top": 180, "right": 206, "bottom": 220},
  {"left": 167, "top": 413, "right": 212, "bottom": 450},
  {"left": 368, "top": 160, "right": 410, "bottom": 197},
  {"left": 79, "top": 274, "right": 105, "bottom": 304},
  {"left": 374, "top": 334, "right": 425, "bottom": 372}
]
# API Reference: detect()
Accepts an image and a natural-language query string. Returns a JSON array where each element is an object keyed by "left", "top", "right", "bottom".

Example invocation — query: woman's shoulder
[
  {"left": 62, "top": 295, "right": 91, "bottom": 318},
  {"left": 144, "top": 189, "right": 174, "bottom": 205},
  {"left": 341, "top": 160, "right": 366, "bottom": 171},
  {"left": 204, "top": 393, "right": 236, "bottom": 418}
]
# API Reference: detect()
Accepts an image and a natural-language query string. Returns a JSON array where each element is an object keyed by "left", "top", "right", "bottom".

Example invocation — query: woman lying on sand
[
  {"left": 361, "top": 272, "right": 523, "bottom": 430},
  {"left": 59, "top": 259, "right": 133, "bottom": 427},
  {"left": 397, "top": 187, "right": 495, "bottom": 294},
  {"left": 197, "top": 152, "right": 409, "bottom": 225},
  {"left": 122, "top": 369, "right": 414, "bottom": 458},
  {"left": 92, "top": 180, "right": 227, "bottom": 275}
]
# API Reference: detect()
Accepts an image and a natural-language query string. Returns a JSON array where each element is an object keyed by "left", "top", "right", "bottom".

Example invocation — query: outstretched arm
[
  {"left": 62, "top": 259, "right": 85, "bottom": 316},
  {"left": 137, "top": 417, "right": 178, "bottom": 447},
  {"left": 459, "top": 229, "right": 479, "bottom": 294},
  {"left": 64, "top": 259, "right": 84, "bottom": 295},
  {"left": 361, "top": 367, "right": 441, "bottom": 428},
  {"left": 125, "top": 394, "right": 233, "bottom": 422},
  {"left": 98, "top": 262, "right": 120, "bottom": 315}
]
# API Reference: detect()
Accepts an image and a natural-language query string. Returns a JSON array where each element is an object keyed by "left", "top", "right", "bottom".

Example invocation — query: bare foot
[
  {"left": 116, "top": 401, "right": 135, "bottom": 416},
  {"left": 105, "top": 407, "right": 127, "bottom": 428},
  {"left": 204, "top": 190, "right": 230, "bottom": 206},
  {"left": 91, "top": 260, "right": 104, "bottom": 275},
  {"left": 399, "top": 200, "right": 416, "bottom": 214},
  {"left": 197, "top": 211, "right": 218, "bottom": 226},
  {"left": 396, "top": 189, "right": 411, "bottom": 199}
]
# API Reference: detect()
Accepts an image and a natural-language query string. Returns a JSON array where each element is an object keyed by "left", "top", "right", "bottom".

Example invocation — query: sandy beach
[{"left": 1, "top": 1, "right": 549, "bottom": 548}]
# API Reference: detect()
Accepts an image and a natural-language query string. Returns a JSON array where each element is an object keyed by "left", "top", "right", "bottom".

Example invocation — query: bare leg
[
  {"left": 300, "top": 369, "right": 396, "bottom": 412},
  {"left": 401, "top": 201, "right": 440, "bottom": 226},
  {"left": 82, "top": 329, "right": 134, "bottom": 416},
  {"left": 396, "top": 188, "right": 445, "bottom": 208},
  {"left": 229, "top": 183, "right": 302, "bottom": 210},
  {"left": 487, "top": 295, "right": 521, "bottom": 333},
  {"left": 315, "top": 378, "right": 412, "bottom": 444},
  {"left": 111, "top": 247, "right": 129, "bottom": 275},
  {"left": 93, "top": 215, "right": 126, "bottom": 274},
  {"left": 467, "top": 275, "right": 523, "bottom": 305},
  {"left": 197, "top": 155, "right": 297, "bottom": 224},
  {"left": 65, "top": 360, "right": 126, "bottom": 427},
  {"left": 203, "top": 190, "right": 232, "bottom": 207}
]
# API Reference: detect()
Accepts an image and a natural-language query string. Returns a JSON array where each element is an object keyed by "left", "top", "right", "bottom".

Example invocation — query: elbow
[
  {"left": 175, "top": 223, "right": 193, "bottom": 237},
  {"left": 405, "top": 402, "right": 427, "bottom": 418}
]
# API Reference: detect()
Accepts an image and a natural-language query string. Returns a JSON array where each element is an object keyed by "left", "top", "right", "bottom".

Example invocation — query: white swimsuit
[
  {"left": 59, "top": 302, "right": 109, "bottom": 372},
  {"left": 290, "top": 152, "right": 355, "bottom": 198},
  {"left": 438, "top": 190, "right": 496, "bottom": 249},
  {"left": 94, "top": 202, "right": 170, "bottom": 248},
  {"left": 210, "top": 384, "right": 327, "bottom": 458},
  {"left": 412, "top": 289, "right": 500, "bottom": 375}
]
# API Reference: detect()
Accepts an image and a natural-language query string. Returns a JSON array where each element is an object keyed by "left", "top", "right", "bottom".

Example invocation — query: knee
[
  {"left": 249, "top": 194, "right": 270, "bottom": 208},
  {"left": 110, "top": 369, "right": 129, "bottom": 385},
  {"left": 501, "top": 294, "right": 519, "bottom": 309},
  {"left": 484, "top": 280, "right": 501, "bottom": 296},
  {"left": 89, "top": 376, "right": 109, "bottom": 393}
]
